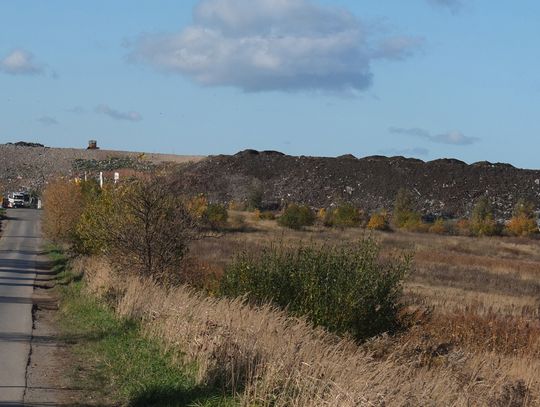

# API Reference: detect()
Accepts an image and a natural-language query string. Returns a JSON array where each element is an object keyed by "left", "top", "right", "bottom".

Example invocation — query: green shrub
[
  {"left": 393, "top": 189, "right": 423, "bottom": 230},
  {"left": 278, "top": 204, "right": 315, "bottom": 230},
  {"left": 324, "top": 204, "right": 363, "bottom": 228},
  {"left": 470, "top": 196, "right": 500, "bottom": 236},
  {"left": 220, "top": 238, "right": 411, "bottom": 341},
  {"left": 204, "top": 203, "right": 229, "bottom": 229}
]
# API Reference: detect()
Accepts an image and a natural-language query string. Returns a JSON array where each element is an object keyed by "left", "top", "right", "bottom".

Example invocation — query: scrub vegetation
[{"left": 43, "top": 176, "right": 540, "bottom": 406}]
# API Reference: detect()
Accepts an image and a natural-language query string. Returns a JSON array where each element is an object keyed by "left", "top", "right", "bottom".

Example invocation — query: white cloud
[
  {"left": 96, "top": 104, "right": 143, "bottom": 122},
  {"left": 129, "top": 0, "right": 422, "bottom": 93},
  {"left": 389, "top": 127, "right": 479, "bottom": 145},
  {"left": 37, "top": 116, "right": 59, "bottom": 126},
  {"left": 0, "top": 49, "right": 44, "bottom": 75}
]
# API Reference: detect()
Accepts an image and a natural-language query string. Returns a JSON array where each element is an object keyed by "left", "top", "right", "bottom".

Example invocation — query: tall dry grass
[{"left": 73, "top": 257, "right": 540, "bottom": 406}]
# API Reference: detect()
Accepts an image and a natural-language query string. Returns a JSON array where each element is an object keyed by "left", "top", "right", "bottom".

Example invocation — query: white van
[{"left": 7, "top": 192, "right": 30, "bottom": 208}]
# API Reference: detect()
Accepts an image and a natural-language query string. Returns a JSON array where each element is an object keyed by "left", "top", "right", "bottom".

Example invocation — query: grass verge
[{"left": 51, "top": 249, "right": 236, "bottom": 407}]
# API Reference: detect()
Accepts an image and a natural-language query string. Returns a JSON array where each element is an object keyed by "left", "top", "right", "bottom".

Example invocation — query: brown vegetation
[
  {"left": 74, "top": 251, "right": 540, "bottom": 406},
  {"left": 42, "top": 179, "right": 85, "bottom": 243},
  {"left": 44, "top": 178, "right": 540, "bottom": 405}
]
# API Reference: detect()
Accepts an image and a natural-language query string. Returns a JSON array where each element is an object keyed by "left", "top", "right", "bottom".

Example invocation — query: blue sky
[{"left": 1, "top": 0, "right": 539, "bottom": 168}]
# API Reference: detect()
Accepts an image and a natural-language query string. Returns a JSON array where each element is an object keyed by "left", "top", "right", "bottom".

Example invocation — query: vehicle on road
[{"left": 7, "top": 191, "right": 31, "bottom": 208}]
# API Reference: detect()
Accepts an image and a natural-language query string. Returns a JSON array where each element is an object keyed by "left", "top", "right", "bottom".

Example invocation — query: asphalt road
[{"left": 0, "top": 209, "right": 42, "bottom": 404}]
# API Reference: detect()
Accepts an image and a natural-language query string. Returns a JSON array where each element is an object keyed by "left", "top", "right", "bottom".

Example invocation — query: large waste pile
[{"left": 183, "top": 150, "right": 540, "bottom": 219}]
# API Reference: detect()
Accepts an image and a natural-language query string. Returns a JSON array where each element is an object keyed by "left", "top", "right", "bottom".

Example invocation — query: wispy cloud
[
  {"left": 95, "top": 104, "right": 143, "bottom": 122},
  {"left": 389, "top": 127, "right": 479, "bottom": 145},
  {"left": 129, "top": 0, "right": 423, "bottom": 94},
  {"left": 36, "top": 116, "right": 59, "bottom": 126},
  {"left": 0, "top": 49, "right": 44, "bottom": 75}
]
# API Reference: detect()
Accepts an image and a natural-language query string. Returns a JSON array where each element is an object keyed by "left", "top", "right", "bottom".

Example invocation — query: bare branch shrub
[{"left": 76, "top": 175, "right": 198, "bottom": 283}]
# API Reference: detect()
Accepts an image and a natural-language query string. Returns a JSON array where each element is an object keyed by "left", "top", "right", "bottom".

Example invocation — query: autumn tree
[
  {"left": 76, "top": 175, "right": 198, "bottom": 283},
  {"left": 506, "top": 199, "right": 538, "bottom": 237},
  {"left": 42, "top": 179, "right": 85, "bottom": 243}
]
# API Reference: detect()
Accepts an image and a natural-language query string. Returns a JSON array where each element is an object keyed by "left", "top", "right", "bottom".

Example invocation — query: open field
[
  {"left": 180, "top": 212, "right": 540, "bottom": 404},
  {"left": 191, "top": 212, "right": 540, "bottom": 318}
]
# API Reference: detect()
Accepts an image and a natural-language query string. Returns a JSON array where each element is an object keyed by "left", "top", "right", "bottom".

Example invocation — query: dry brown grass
[{"left": 73, "top": 256, "right": 540, "bottom": 406}]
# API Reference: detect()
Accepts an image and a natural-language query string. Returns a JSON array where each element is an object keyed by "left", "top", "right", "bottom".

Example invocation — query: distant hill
[
  {"left": 182, "top": 149, "right": 540, "bottom": 220},
  {"left": 0, "top": 143, "right": 203, "bottom": 192}
]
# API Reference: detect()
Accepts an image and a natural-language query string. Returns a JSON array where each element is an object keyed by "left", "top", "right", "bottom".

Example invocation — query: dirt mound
[
  {"left": 183, "top": 150, "right": 540, "bottom": 219},
  {"left": 0, "top": 144, "right": 203, "bottom": 193}
]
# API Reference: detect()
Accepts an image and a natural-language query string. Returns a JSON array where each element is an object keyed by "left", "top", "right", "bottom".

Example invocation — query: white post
[
  {"left": 99, "top": 172, "right": 104, "bottom": 188},
  {"left": 114, "top": 172, "right": 120, "bottom": 184}
]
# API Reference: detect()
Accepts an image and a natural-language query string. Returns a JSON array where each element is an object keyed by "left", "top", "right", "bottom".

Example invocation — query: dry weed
[{"left": 78, "top": 258, "right": 540, "bottom": 406}]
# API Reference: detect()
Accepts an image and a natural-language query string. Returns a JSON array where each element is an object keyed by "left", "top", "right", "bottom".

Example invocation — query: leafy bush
[
  {"left": 470, "top": 196, "right": 500, "bottom": 236},
  {"left": 203, "top": 203, "right": 229, "bottom": 229},
  {"left": 393, "top": 189, "right": 423, "bottom": 230},
  {"left": 506, "top": 199, "right": 538, "bottom": 237},
  {"left": 76, "top": 176, "right": 198, "bottom": 283},
  {"left": 367, "top": 212, "right": 390, "bottom": 231},
  {"left": 220, "top": 238, "right": 411, "bottom": 341},
  {"left": 324, "top": 204, "right": 363, "bottom": 228},
  {"left": 42, "top": 179, "right": 85, "bottom": 243},
  {"left": 277, "top": 204, "right": 315, "bottom": 230},
  {"left": 186, "top": 194, "right": 208, "bottom": 219}
]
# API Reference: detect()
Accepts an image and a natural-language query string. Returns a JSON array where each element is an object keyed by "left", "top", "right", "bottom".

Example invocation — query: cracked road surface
[{"left": 0, "top": 209, "right": 41, "bottom": 404}]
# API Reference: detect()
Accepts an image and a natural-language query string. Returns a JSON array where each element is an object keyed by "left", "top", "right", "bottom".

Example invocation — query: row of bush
[{"left": 260, "top": 190, "right": 539, "bottom": 238}]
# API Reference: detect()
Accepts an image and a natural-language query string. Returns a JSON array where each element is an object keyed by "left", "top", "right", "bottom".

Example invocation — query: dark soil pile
[{"left": 183, "top": 150, "right": 540, "bottom": 219}]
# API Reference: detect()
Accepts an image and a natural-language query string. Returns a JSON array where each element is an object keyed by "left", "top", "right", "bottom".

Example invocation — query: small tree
[
  {"left": 203, "top": 203, "right": 229, "bottom": 230},
  {"left": 470, "top": 196, "right": 499, "bottom": 236},
  {"left": 506, "top": 199, "right": 538, "bottom": 237},
  {"left": 76, "top": 176, "right": 198, "bottom": 283},
  {"left": 278, "top": 204, "right": 315, "bottom": 230},
  {"left": 42, "top": 179, "right": 85, "bottom": 243},
  {"left": 367, "top": 212, "right": 390, "bottom": 231},
  {"left": 325, "top": 203, "right": 363, "bottom": 228},
  {"left": 393, "top": 189, "right": 422, "bottom": 230}
]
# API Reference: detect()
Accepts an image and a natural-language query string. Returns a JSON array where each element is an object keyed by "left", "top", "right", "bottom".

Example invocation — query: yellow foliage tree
[
  {"left": 367, "top": 212, "right": 390, "bottom": 231},
  {"left": 506, "top": 199, "right": 538, "bottom": 237},
  {"left": 42, "top": 179, "right": 84, "bottom": 243}
]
